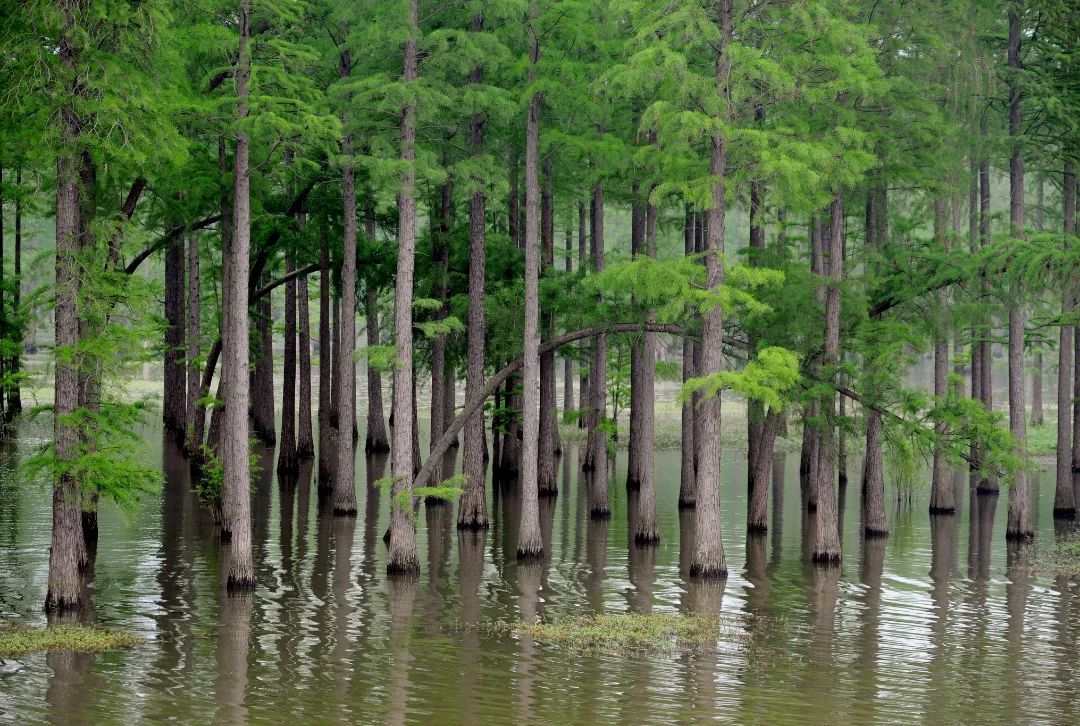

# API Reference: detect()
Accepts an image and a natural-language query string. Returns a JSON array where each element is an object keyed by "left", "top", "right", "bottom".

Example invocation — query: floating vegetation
[
  {"left": 0, "top": 624, "right": 140, "bottom": 658},
  {"left": 466, "top": 612, "right": 776, "bottom": 656},
  {"left": 1032, "top": 535, "right": 1080, "bottom": 577}
]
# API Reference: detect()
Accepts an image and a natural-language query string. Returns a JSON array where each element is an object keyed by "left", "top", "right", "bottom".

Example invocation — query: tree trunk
[
  {"left": 517, "top": 16, "right": 544, "bottom": 559},
  {"left": 578, "top": 201, "right": 588, "bottom": 423},
  {"left": 46, "top": 19, "right": 85, "bottom": 608},
  {"left": 7, "top": 165, "right": 22, "bottom": 417},
  {"left": 364, "top": 289, "right": 389, "bottom": 455},
  {"left": 586, "top": 182, "right": 609, "bottom": 518},
  {"left": 1005, "top": 6, "right": 1031, "bottom": 540},
  {"left": 221, "top": 0, "right": 255, "bottom": 590},
  {"left": 862, "top": 184, "right": 888, "bottom": 534},
  {"left": 930, "top": 197, "right": 954, "bottom": 514},
  {"left": 634, "top": 194, "right": 659, "bottom": 544},
  {"left": 969, "top": 156, "right": 981, "bottom": 473},
  {"left": 1031, "top": 175, "right": 1045, "bottom": 426},
  {"left": 330, "top": 295, "right": 341, "bottom": 431},
  {"left": 563, "top": 225, "right": 575, "bottom": 422},
  {"left": 747, "top": 409, "right": 782, "bottom": 532},
  {"left": 277, "top": 254, "right": 298, "bottom": 476},
  {"left": 811, "top": 191, "right": 844, "bottom": 563},
  {"left": 388, "top": 0, "right": 420, "bottom": 574},
  {"left": 500, "top": 377, "right": 522, "bottom": 476},
  {"left": 747, "top": 175, "right": 766, "bottom": 500},
  {"left": 538, "top": 159, "right": 559, "bottom": 496},
  {"left": 333, "top": 95, "right": 359, "bottom": 515},
  {"left": 977, "top": 116, "right": 997, "bottom": 495},
  {"left": 251, "top": 269, "right": 275, "bottom": 445},
  {"left": 318, "top": 226, "right": 334, "bottom": 490},
  {"left": 459, "top": 15, "right": 488, "bottom": 529},
  {"left": 1057, "top": 162, "right": 1076, "bottom": 518},
  {"left": 164, "top": 223, "right": 187, "bottom": 437},
  {"left": 679, "top": 207, "right": 697, "bottom": 509},
  {"left": 689, "top": 0, "right": 731, "bottom": 578},
  {"left": 627, "top": 190, "right": 646, "bottom": 492},
  {"left": 806, "top": 215, "right": 824, "bottom": 509},
  {"left": 429, "top": 176, "right": 451, "bottom": 487},
  {"left": 296, "top": 233, "right": 314, "bottom": 459},
  {"left": 184, "top": 232, "right": 204, "bottom": 456}
]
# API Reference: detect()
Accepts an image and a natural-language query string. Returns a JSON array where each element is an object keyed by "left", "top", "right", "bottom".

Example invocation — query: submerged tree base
[
  {"left": 811, "top": 551, "right": 842, "bottom": 564},
  {"left": 478, "top": 612, "right": 768, "bottom": 656},
  {"left": 0, "top": 624, "right": 139, "bottom": 657}
]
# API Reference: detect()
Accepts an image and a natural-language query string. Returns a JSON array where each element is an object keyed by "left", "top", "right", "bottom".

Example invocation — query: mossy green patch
[
  {"left": 1033, "top": 534, "right": 1080, "bottom": 577},
  {"left": 475, "top": 612, "right": 771, "bottom": 656},
  {"left": 0, "top": 624, "right": 140, "bottom": 657}
]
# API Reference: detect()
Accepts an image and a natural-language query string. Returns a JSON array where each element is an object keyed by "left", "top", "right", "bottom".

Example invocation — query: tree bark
[
  {"left": 459, "top": 11, "right": 488, "bottom": 530},
  {"left": 977, "top": 116, "right": 997, "bottom": 494},
  {"left": 634, "top": 194, "right": 659, "bottom": 544},
  {"left": 811, "top": 191, "right": 844, "bottom": 563},
  {"left": 578, "top": 202, "right": 588, "bottom": 423},
  {"left": 689, "top": 0, "right": 731, "bottom": 578},
  {"left": 862, "top": 185, "right": 888, "bottom": 535},
  {"left": 563, "top": 225, "right": 574, "bottom": 422},
  {"left": 1057, "top": 162, "right": 1076, "bottom": 517},
  {"left": 517, "top": 13, "right": 544, "bottom": 559},
  {"left": 585, "top": 182, "right": 609, "bottom": 518},
  {"left": 184, "top": 232, "right": 204, "bottom": 456},
  {"left": 364, "top": 290, "right": 389, "bottom": 455},
  {"left": 46, "top": 7, "right": 85, "bottom": 609},
  {"left": 747, "top": 175, "right": 766, "bottom": 500},
  {"left": 164, "top": 220, "right": 187, "bottom": 437},
  {"left": 538, "top": 159, "right": 559, "bottom": 497},
  {"left": 429, "top": 176, "right": 451, "bottom": 487},
  {"left": 277, "top": 253, "right": 298, "bottom": 476},
  {"left": 680, "top": 208, "right": 697, "bottom": 509},
  {"left": 1032, "top": 175, "right": 1045, "bottom": 425},
  {"left": 747, "top": 409, "right": 782, "bottom": 532},
  {"left": 627, "top": 190, "right": 646, "bottom": 492},
  {"left": 318, "top": 226, "right": 334, "bottom": 490},
  {"left": 221, "top": 0, "right": 256, "bottom": 590},
  {"left": 251, "top": 269, "right": 275, "bottom": 445},
  {"left": 1005, "top": 6, "right": 1032, "bottom": 540},
  {"left": 6, "top": 165, "right": 22, "bottom": 417},
  {"left": 388, "top": 0, "right": 421, "bottom": 574},
  {"left": 969, "top": 156, "right": 981, "bottom": 473},
  {"left": 296, "top": 222, "right": 314, "bottom": 459},
  {"left": 930, "top": 197, "right": 954, "bottom": 513}
]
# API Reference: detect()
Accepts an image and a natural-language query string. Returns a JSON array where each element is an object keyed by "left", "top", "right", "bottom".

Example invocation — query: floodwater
[{"left": 0, "top": 416, "right": 1077, "bottom": 724}]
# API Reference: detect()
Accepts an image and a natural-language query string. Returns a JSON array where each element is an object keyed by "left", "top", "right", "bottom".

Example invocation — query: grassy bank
[{"left": 0, "top": 624, "right": 140, "bottom": 658}]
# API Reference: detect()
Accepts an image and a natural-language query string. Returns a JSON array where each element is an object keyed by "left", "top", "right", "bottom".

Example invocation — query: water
[{"left": 0, "top": 416, "right": 1077, "bottom": 724}]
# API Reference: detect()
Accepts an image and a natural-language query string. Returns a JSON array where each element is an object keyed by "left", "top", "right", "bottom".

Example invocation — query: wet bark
[
  {"left": 1005, "top": 7, "right": 1031, "bottom": 539},
  {"left": 689, "top": 0, "right": 731, "bottom": 578},
  {"left": 388, "top": 0, "right": 420, "bottom": 574},
  {"left": 517, "top": 18, "right": 543, "bottom": 558},
  {"left": 221, "top": 0, "right": 256, "bottom": 590},
  {"left": 930, "top": 198, "right": 954, "bottom": 514}
]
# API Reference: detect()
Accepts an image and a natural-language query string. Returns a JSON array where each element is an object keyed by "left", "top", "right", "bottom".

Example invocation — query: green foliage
[
  {"left": 0, "top": 624, "right": 140, "bottom": 657},
  {"left": 682, "top": 347, "right": 801, "bottom": 412}
]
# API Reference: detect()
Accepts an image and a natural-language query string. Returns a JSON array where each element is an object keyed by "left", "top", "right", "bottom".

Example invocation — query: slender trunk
[
  {"left": 634, "top": 192, "right": 659, "bottom": 544},
  {"left": 747, "top": 176, "right": 765, "bottom": 499},
  {"left": 1031, "top": 175, "right": 1045, "bottom": 425},
  {"left": 563, "top": 226, "right": 575, "bottom": 422},
  {"left": 333, "top": 52, "right": 359, "bottom": 515},
  {"left": 221, "top": 0, "right": 255, "bottom": 589},
  {"left": 296, "top": 227, "right": 314, "bottom": 459},
  {"left": 586, "top": 182, "right": 609, "bottom": 517},
  {"left": 969, "top": 155, "right": 981, "bottom": 472},
  {"left": 578, "top": 201, "right": 588, "bottom": 422},
  {"left": 806, "top": 215, "right": 824, "bottom": 509},
  {"left": 164, "top": 222, "right": 186, "bottom": 436},
  {"left": 930, "top": 198, "right": 954, "bottom": 513},
  {"left": 1057, "top": 162, "right": 1076, "bottom": 517},
  {"left": 7, "top": 165, "right": 22, "bottom": 416},
  {"left": 278, "top": 255, "right": 298, "bottom": 475},
  {"left": 318, "top": 226, "right": 334, "bottom": 489},
  {"left": 388, "top": 0, "right": 421, "bottom": 574},
  {"left": 627, "top": 189, "right": 646, "bottom": 492},
  {"left": 500, "top": 377, "right": 521, "bottom": 476},
  {"left": 429, "top": 176, "right": 451, "bottom": 486},
  {"left": 747, "top": 410, "right": 782, "bottom": 532},
  {"left": 811, "top": 191, "right": 844, "bottom": 563},
  {"left": 1005, "top": 6, "right": 1031, "bottom": 539},
  {"left": 538, "top": 159, "right": 559, "bottom": 496},
  {"left": 680, "top": 207, "right": 697, "bottom": 508},
  {"left": 862, "top": 185, "right": 888, "bottom": 534},
  {"left": 459, "top": 13, "right": 488, "bottom": 529},
  {"left": 330, "top": 295, "right": 341, "bottom": 431},
  {"left": 689, "top": 0, "right": 731, "bottom": 578},
  {"left": 977, "top": 116, "right": 997, "bottom": 494},
  {"left": 364, "top": 288, "right": 389, "bottom": 454},
  {"left": 205, "top": 139, "right": 232, "bottom": 456},
  {"left": 46, "top": 9, "right": 85, "bottom": 609},
  {"left": 251, "top": 269, "right": 275, "bottom": 445},
  {"left": 517, "top": 14, "right": 544, "bottom": 559},
  {"left": 184, "top": 232, "right": 204, "bottom": 456}
]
